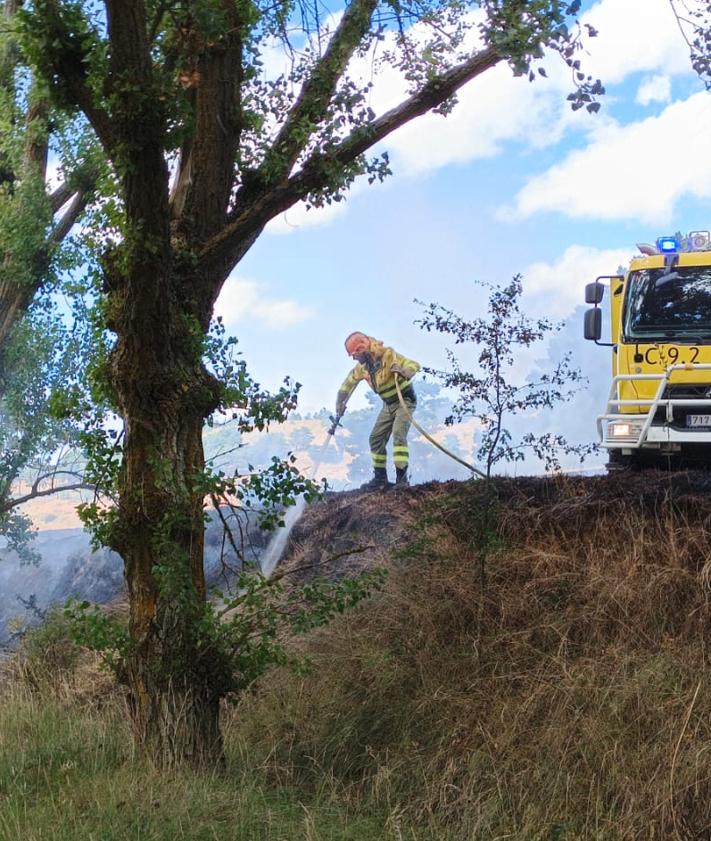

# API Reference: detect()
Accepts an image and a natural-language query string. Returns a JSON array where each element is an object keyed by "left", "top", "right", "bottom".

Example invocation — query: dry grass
[
  {"left": 231, "top": 474, "right": 711, "bottom": 840},
  {"left": 5, "top": 606, "right": 120, "bottom": 706},
  {"left": 7, "top": 473, "right": 711, "bottom": 839}
]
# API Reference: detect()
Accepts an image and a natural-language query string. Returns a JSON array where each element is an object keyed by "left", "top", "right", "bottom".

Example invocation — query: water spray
[{"left": 259, "top": 414, "right": 343, "bottom": 577}]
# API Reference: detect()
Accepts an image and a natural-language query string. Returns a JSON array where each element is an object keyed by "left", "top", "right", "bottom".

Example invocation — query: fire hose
[
  {"left": 393, "top": 375, "right": 487, "bottom": 479},
  {"left": 327, "top": 377, "right": 486, "bottom": 479}
]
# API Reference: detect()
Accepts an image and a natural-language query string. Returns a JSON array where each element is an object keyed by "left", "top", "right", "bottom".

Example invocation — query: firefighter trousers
[{"left": 369, "top": 397, "right": 415, "bottom": 470}]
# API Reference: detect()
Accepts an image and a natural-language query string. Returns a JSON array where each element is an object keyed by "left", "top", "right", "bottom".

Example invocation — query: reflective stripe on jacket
[{"left": 337, "top": 348, "right": 420, "bottom": 407}]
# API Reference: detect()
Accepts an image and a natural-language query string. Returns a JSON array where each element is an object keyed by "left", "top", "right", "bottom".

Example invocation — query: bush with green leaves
[
  {"left": 416, "top": 276, "right": 595, "bottom": 477},
  {"left": 66, "top": 565, "right": 387, "bottom": 702}
]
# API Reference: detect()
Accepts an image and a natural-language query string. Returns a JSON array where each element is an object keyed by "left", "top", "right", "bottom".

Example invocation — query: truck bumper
[
  {"left": 598, "top": 365, "right": 711, "bottom": 451},
  {"left": 600, "top": 417, "right": 711, "bottom": 449}
]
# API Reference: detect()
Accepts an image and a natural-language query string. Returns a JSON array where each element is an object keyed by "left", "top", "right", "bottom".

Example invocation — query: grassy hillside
[{"left": 3, "top": 474, "right": 711, "bottom": 839}]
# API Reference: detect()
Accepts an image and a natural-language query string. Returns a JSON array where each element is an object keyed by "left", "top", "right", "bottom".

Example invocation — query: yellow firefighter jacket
[{"left": 337, "top": 347, "right": 420, "bottom": 407}]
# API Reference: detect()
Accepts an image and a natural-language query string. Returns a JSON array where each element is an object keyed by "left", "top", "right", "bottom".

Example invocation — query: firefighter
[{"left": 336, "top": 332, "right": 420, "bottom": 489}]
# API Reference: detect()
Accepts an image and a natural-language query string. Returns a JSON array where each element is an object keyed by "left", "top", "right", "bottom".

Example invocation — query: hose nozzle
[{"left": 327, "top": 413, "right": 344, "bottom": 436}]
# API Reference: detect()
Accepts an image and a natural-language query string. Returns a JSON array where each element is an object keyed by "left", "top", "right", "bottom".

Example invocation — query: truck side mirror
[
  {"left": 584, "top": 308, "right": 602, "bottom": 341},
  {"left": 585, "top": 281, "right": 604, "bottom": 304}
]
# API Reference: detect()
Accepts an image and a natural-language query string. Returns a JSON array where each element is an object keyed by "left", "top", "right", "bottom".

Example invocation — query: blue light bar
[{"left": 656, "top": 236, "right": 679, "bottom": 253}]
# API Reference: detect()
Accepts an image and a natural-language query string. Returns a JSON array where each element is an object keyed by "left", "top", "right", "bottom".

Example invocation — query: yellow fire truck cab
[{"left": 584, "top": 230, "right": 711, "bottom": 469}]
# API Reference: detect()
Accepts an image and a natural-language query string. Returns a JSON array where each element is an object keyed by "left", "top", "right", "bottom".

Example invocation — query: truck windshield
[{"left": 624, "top": 266, "right": 711, "bottom": 340}]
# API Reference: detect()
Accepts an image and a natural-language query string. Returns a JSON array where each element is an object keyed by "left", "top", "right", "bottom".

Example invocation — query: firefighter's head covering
[{"left": 344, "top": 331, "right": 370, "bottom": 357}]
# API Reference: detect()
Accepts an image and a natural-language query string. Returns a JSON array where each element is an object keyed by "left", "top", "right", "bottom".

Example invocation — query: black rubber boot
[
  {"left": 395, "top": 467, "right": 409, "bottom": 487},
  {"left": 360, "top": 467, "right": 390, "bottom": 490}
]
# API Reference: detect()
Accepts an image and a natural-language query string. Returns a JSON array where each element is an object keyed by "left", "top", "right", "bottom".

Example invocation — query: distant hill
[{"left": 17, "top": 387, "right": 476, "bottom": 531}]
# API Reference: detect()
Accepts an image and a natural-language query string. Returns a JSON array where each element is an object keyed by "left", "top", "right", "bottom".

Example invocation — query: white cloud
[
  {"left": 266, "top": 0, "right": 699, "bottom": 231},
  {"left": 215, "top": 277, "right": 314, "bottom": 329},
  {"left": 579, "top": 0, "right": 692, "bottom": 83},
  {"left": 636, "top": 74, "right": 672, "bottom": 105},
  {"left": 522, "top": 245, "right": 632, "bottom": 318},
  {"left": 358, "top": 11, "right": 577, "bottom": 174},
  {"left": 369, "top": 0, "right": 694, "bottom": 175},
  {"left": 507, "top": 92, "right": 711, "bottom": 225},
  {"left": 382, "top": 64, "right": 567, "bottom": 174}
]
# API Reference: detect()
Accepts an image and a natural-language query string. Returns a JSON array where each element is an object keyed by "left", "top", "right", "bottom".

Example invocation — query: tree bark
[
  {"left": 91, "top": 0, "right": 246, "bottom": 765},
  {"left": 110, "top": 293, "right": 226, "bottom": 765},
  {"left": 121, "top": 410, "right": 222, "bottom": 766}
]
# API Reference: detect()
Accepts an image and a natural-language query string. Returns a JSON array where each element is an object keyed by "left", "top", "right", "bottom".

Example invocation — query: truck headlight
[{"left": 607, "top": 419, "right": 645, "bottom": 442}]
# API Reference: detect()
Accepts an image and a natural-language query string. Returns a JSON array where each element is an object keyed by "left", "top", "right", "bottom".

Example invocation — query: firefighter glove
[{"left": 391, "top": 364, "right": 412, "bottom": 379}]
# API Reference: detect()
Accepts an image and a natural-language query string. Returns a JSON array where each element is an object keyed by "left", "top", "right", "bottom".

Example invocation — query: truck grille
[
  {"left": 656, "top": 384, "right": 711, "bottom": 427},
  {"left": 662, "top": 385, "right": 711, "bottom": 399}
]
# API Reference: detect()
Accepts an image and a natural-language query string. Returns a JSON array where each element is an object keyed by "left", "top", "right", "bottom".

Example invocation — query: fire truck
[{"left": 584, "top": 230, "right": 711, "bottom": 469}]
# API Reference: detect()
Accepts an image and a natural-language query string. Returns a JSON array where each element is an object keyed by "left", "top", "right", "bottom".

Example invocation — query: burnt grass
[{"left": 280, "top": 470, "right": 711, "bottom": 583}]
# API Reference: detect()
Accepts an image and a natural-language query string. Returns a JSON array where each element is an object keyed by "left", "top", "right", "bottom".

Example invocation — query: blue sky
[{"left": 211, "top": 0, "right": 709, "bottom": 459}]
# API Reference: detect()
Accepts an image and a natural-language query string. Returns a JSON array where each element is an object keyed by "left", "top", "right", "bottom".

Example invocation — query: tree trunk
[
  {"left": 117, "top": 365, "right": 226, "bottom": 766},
  {"left": 109, "top": 259, "right": 227, "bottom": 766},
  {"left": 0, "top": 276, "right": 29, "bottom": 367}
]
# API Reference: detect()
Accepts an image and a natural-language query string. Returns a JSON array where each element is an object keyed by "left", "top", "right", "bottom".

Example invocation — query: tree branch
[
  {"left": 22, "top": 91, "right": 49, "bottom": 180},
  {"left": 169, "top": 137, "right": 194, "bottom": 222},
  {"left": 269, "top": 544, "right": 375, "bottom": 584},
  {"left": 202, "top": 46, "right": 500, "bottom": 270},
  {"left": 148, "top": 0, "right": 170, "bottom": 44},
  {"left": 210, "top": 493, "right": 244, "bottom": 564},
  {"left": 37, "top": 0, "right": 116, "bottom": 156},
  {"left": 2, "top": 470, "right": 94, "bottom": 513},
  {"left": 49, "top": 181, "right": 74, "bottom": 213},
  {"left": 48, "top": 188, "right": 90, "bottom": 245},
  {"left": 103, "top": 0, "right": 170, "bottom": 268},
  {"left": 50, "top": 152, "right": 99, "bottom": 225},
  {"left": 292, "top": 44, "right": 501, "bottom": 193},
  {"left": 0, "top": 168, "right": 95, "bottom": 356},
  {"left": 105, "top": 0, "right": 153, "bottom": 86},
  {"left": 257, "top": 0, "right": 379, "bottom": 183},
  {"left": 3, "top": 483, "right": 94, "bottom": 511}
]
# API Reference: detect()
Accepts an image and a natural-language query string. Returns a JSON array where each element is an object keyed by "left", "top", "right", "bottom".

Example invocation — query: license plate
[{"left": 686, "top": 414, "right": 711, "bottom": 428}]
